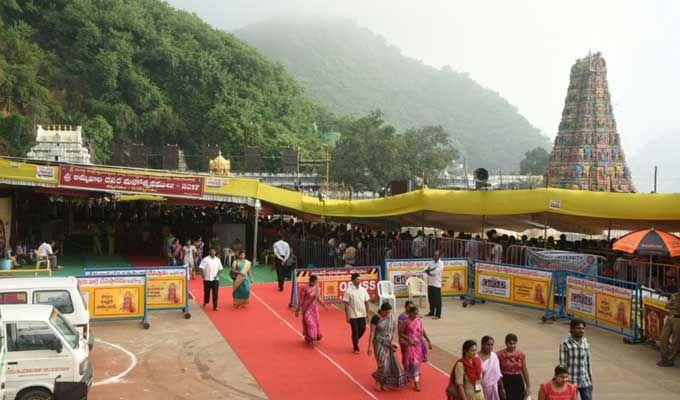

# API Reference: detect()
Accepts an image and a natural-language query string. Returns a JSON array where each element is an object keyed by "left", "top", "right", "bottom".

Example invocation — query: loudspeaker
[{"left": 473, "top": 168, "right": 490, "bottom": 190}]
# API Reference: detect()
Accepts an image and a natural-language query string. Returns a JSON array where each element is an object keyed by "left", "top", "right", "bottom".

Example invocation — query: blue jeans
[{"left": 578, "top": 386, "right": 593, "bottom": 400}]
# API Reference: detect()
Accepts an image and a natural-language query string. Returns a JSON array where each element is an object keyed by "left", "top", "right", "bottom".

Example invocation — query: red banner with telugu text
[{"left": 59, "top": 165, "right": 204, "bottom": 198}]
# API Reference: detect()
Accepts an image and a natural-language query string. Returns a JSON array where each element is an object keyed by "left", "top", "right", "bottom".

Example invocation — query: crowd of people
[
  {"left": 290, "top": 268, "right": 595, "bottom": 399},
  {"left": 284, "top": 247, "right": 679, "bottom": 399}
]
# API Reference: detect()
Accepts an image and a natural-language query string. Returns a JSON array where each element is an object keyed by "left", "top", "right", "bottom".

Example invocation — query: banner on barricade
[
  {"left": 385, "top": 258, "right": 468, "bottom": 297},
  {"left": 293, "top": 267, "right": 379, "bottom": 305},
  {"left": 78, "top": 275, "right": 147, "bottom": 321},
  {"left": 643, "top": 297, "right": 669, "bottom": 341},
  {"left": 474, "top": 262, "right": 553, "bottom": 309},
  {"left": 84, "top": 267, "right": 188, "bottom": 311},
  {"left": 565, "top": 276, "right": 632, "bottom": 330},
  {"left": 527, "top": 250, "right": 599, "bottom": 275}
]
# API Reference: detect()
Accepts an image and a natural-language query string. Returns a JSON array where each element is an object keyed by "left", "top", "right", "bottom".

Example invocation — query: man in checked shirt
[{"left": 560, "top": 319, "right": 593, "bottom": 400}]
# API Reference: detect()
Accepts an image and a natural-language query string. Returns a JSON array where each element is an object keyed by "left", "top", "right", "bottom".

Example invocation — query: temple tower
[{"left": 547, "top": 52, "right": 634, "bottom": 192}]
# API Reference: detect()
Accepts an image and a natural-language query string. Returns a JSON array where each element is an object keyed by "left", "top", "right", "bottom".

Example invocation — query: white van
[
  {"left": 0, "top": 304, "right": 92, "bottom": 400},
  {"left": 0, "top": 277, "right": 93, "bottom": 351}
]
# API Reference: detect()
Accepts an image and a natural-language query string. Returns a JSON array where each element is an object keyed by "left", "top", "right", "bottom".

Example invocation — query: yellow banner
[
  {"left": 474, "top": 262, "right": 553, "bottom": 309},
  {"left": 386, "top": 259, "right": 468, "bottom": 297},
  {"left": 0, "top": 158, "right": 58, "bottom": 184},
  {"left": 643, "top": 297, "right": 669, "bottom": 341},
  {"left": 84, "top": 267, "right": 187, "bottom": 310},
  {"left": 566, "top": 276, "right": 632, "bottom": 330},
  {"left": 146, "top": 271, "right": 186, "bottom": 309},
  {"left": 78, "top": 276, "right": 146, "bottom": 320},
  {"left": 295, "top": 267, "right": 379, "bottom": 303}
]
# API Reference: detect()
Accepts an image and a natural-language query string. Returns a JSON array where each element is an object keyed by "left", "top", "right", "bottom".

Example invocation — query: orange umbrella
[{"left": 613, "top": 228, "right": 680, "bottom": 258}]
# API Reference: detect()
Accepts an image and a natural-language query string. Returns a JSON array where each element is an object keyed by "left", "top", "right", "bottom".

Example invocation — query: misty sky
[{"left": 169, "top": 0, "right": 680, "bottom": 191}]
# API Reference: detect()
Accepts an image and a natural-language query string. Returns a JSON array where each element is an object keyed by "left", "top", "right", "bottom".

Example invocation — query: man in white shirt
[
  {"left": 412, "top": 231, "right": 425, "bottom": 258},
  {"left": 37, "top": 240, "right": 58, "bottom": 270},
  {"left": 273, "top": 234, "right": 291, "bottom": 291},
  {"left": 424, "top": 250, "right": 444, "bottom": 319},
  {"left": 343, "top": 273, "right": 371, "bottom": 354},
  {"left": 199, "top": 248, "right": 223, "bottom": 311}
]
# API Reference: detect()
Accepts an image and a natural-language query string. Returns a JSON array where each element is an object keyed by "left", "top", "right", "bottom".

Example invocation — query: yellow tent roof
[{"left": 2, "top": 157, "right": 680, "bottom": 234}]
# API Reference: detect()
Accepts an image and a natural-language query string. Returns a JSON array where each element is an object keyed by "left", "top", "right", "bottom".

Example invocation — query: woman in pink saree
[
  {"left": 399, "top": 306, "right": 432, "bottom": 392},
  {"left": 295, "top": 275, "right": 326, "bottom": 345}
]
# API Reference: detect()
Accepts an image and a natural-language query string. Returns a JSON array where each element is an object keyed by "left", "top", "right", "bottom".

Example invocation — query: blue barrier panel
[
  {"left": 554, "top": 270, "right": 641, "bottom": 341},
  {"left": 84, "top": 266, "right": 190, "bottom": 319}
]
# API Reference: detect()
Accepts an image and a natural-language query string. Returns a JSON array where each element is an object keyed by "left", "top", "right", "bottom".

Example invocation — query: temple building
[
  {"left": 27, "top": 125, "right": 92, "bottom": 164},
  {"left": 547, "top": 52, "right": 634, "bottom": 192}
]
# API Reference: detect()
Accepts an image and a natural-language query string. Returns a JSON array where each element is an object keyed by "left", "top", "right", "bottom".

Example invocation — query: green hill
[
  {"left": 236, "top": 19, "right": 550, "bottom": 170},
  {"left": 0, "top": 0, "right": 334, "bottom": 167}
]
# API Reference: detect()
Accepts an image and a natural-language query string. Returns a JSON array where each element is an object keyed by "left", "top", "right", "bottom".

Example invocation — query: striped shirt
[{"left": 559, "top": 336, "right": 592, "bottom": 389}]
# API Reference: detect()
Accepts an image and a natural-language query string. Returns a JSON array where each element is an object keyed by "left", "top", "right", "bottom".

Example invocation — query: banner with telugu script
[
  {"left": 59, "top": 165, "right": 204, "bottom": 197},
  {"left": 78, "top": 275, "right": 147, "bottom": 321},
  {"left": 474, "top": 262, "right": 554, "bottom": 310},
  {"left": 84, "top": 267, "right": 188, "bottom": 311},
  {"left": 565, "top": 275, "right": 632, "bottom": 330},
  {"left": 385, "top": 258, "right": 468, "bottom": 297}
]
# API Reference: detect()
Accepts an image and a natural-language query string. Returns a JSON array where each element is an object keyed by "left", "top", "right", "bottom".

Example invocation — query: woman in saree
[
  {"left": 295, "top": 274, "right": 327, "bottom": 345},
  {"left": 367, "top": 302, "right": 408, "bottom": 391},
  {"left": 398, "top": 301, "right": 431, "bottom": 362},
  {"left": 231, "top": 250, "right": 254, "bottom": 308},
  {"left": 399, "top": 305, "right": 432, "bottom": 392},
  {"left": 479, "top": 335, "right": 503, "bottom": 400}
]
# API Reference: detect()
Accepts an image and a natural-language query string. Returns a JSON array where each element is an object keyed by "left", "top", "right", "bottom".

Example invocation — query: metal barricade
[
  {"left": 505, "top": 244, "right": 544, "bottom": 266},
  {"left": 613, "top": 258, "right": 680, "bottom": 289},
  {"left": 553, "top": 270, "right": 642, "bottom": 342},
  {"left": 467, "top": 260, "right": 555, "bottom": 316}
]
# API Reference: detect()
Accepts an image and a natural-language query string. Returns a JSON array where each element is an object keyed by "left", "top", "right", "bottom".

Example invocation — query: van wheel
[{"left": 17, "top": 388, "right": 51, "bottom": 400}]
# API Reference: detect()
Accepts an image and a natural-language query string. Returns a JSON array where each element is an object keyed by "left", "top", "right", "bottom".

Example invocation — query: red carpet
[{"left": 189, "top": 279, "right": 450, "bottom": 400}]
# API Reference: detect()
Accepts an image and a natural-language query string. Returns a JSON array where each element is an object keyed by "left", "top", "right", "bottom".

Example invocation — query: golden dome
[{"left": 209, "top": 151, "right": 231, "bottom": 176}]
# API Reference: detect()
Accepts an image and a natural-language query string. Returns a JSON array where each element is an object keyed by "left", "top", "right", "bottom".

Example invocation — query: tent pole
[
  {"left": 253, "top": 199, "right": 261, "bottom": 266},
  {"left": 607, "top": 219, "right": 612, "bottom": 242},
  {"left": 649, "top": 255, "right": 653, "bottom": 288},
  {"left": 544, "top": 216, "right": 548, "bottom": 249}
]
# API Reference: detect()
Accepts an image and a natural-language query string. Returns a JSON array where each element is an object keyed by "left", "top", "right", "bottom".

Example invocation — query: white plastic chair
[
  {"left": 406, "top": 277, "right": 428, "bottom": 306},
  {"left": 377, "top": 280, "right": 396, "bottom": 313}
]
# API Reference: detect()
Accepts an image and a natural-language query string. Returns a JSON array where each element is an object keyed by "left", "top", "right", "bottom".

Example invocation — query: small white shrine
[{"left": 26, "top": 125, "right": 92, "bottom": 164}]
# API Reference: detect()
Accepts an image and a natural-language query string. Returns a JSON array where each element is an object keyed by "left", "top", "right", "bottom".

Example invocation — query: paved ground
[
  {"left": 87, "top": 290, "right": 680, "bottom": 400},
  {"left": 89, "top": 303, "right": 267, "bottom": 400},
  {"left": 423, "top": 297, "right": 680, "bottom": 400}
]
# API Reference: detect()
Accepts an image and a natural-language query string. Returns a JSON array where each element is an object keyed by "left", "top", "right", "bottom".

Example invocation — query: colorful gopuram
[{"left": 547, "top": 52, "right": 634, "bottom": 192}]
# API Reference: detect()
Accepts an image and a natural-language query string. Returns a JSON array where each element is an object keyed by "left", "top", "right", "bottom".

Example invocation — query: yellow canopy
[{"left": 2, "top": 157, "right": 680, "bottom": 234}]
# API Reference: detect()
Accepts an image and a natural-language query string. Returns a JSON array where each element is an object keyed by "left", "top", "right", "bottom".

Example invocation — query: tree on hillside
[
  {"left": 400, "top": 125, "right": 458, "bottom": 182},
  {"left": 332, "top": 111, "right": 458, "bottom": 192},
  {"left": 83, "top": 115, "right": 114, "bottom": 163},
  {"left": 0, "top": 0, "right": 334, "bottom": 168},
  {"left": 332, "top": 111, "right": 400, "bottom": 192},
  {"left": 520, "top": 147, "right": 550, "bottom": 175}
]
